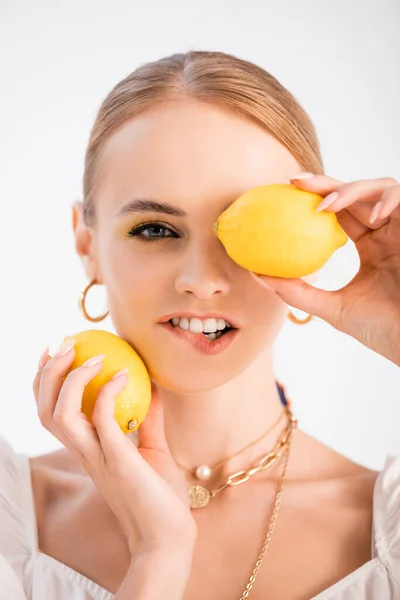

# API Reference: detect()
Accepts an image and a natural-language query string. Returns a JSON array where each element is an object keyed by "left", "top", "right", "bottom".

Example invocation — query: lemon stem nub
[{"left": 213, "top": 222, "right": 219, "bottom": 234}]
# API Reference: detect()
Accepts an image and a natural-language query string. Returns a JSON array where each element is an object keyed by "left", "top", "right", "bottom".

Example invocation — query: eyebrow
[
  {"left": 116, "top": 198, "right": 233, "bottom": 218},
  {"left": 116, "top": 199, "right": 187, "bottom": 218}
]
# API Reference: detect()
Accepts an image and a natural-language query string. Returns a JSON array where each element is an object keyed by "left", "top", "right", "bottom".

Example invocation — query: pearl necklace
[
  {"left": 188, "top": 409, "right": 296, "bottom": 508},
  {"left": 173, "top": 405, "right": 286, "bottom": 482}
]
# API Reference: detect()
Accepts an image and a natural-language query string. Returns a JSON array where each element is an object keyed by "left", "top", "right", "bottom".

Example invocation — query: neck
[{"left": 154, "top": 347, "right": 287, "bottom": 482}]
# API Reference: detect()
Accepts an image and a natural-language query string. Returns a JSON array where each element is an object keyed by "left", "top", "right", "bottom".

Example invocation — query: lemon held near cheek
[
  {"left": 213, "top": 184, "right": 348, "bottom": 278},
  {"left": 62, "top": 330, "right": 152, "bottom": 434}
]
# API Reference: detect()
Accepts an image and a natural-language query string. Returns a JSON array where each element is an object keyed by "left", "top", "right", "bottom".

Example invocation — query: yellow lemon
[
  {"left": 214, "top": 184, "right": 348, "bottom": 278},
  {"left": 62, "top": 330, "right": 152, "bottom": 434}
]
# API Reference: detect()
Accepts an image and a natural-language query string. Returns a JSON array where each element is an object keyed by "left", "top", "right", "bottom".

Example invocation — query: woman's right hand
[{"left": 32, "top": 340, "right": 197, "bottom": 557}]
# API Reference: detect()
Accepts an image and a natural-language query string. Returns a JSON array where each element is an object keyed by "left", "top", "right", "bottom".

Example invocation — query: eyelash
[{"left": 126, "top": 221, "right": 179, "bottom": 243}]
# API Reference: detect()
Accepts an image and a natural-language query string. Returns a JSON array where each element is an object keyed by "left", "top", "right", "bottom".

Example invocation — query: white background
[{"left": 0, "top": 0, "right": 399, "bottom": 469}]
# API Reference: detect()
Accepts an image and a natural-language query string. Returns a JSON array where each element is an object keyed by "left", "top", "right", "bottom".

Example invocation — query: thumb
[
  {"left": 250, "top": 272, "right": 341, "bottom": 325},
  {"left": 137, "top": 382, "right": 170, "bottom": 454}
]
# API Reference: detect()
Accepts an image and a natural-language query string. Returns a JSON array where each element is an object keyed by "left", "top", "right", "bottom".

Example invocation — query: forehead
[{"left": 97, "top": 100, "right": 300, "bottom": 211}]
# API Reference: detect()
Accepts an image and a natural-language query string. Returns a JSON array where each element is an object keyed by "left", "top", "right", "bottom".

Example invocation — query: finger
[
  {"left": 288, "top": 173, "right": 345, "bottom": 196},
  {"left": 54, "top": 355, "right": 108, "bottom": 460},
  {"left": 37, "top": 341, "right": 102, "bottom": 463},
  {"left": 33, "top": 347, "right": 51, "bottom": 402},
  {"left": 315, "top": 177, "right": 399, "bottom": 213},
  {"left": 38, "top": 346, "right": 50, "bottom": 371},
  {"left": 288, "top": 174, "right": 379, "bottom": 232},
  {"left": 370, "top": 184, "right": 400, "bottom": 224},
  {"left": 36, "top": 341, "right": 78, "bottom": 434},
  {"left": 335, "top": 209, "right": 370, "bottom": 243},
  {"left": 251, "top": 273, "right": 342, "bottom": 326},
  {"left": 89, "top": 369, "right": 137, "bottom": 465},
  {"left": 137, "top": 383, "right": 170, "bottom": 454},
  {"left": 289, "top": 174, "right": 400, "bottom": 231}
]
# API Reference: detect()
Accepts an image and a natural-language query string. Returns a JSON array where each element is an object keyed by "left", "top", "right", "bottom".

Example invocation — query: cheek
[
  {"left": 246, "top": 282, "right": 288, "bottom": 324},
  {"left": 99, "top": 239, "right": 168, "bottom": 316},
  {"left": 110, "top": 268, "right": 164, "bottom": 313},
  {"left": 232, "top": 283, "right": 287, "bottom": 354},
  {"left": 251, "top": 292, "right": 288, "bottom": 341}
]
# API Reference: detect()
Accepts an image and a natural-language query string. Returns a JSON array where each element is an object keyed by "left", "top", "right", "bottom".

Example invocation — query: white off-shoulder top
[{"left": 1, "top": 434, "right": 400, "bottom": 599}]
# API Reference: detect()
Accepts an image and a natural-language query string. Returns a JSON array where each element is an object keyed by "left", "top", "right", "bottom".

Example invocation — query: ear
[{"left": 72, "top": 201, "right": 102, "bottom": 283}]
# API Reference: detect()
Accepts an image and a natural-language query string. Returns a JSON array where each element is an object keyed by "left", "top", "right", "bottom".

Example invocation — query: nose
[{"left": 174, "top": 239, "right": 231, "bottom": 299}]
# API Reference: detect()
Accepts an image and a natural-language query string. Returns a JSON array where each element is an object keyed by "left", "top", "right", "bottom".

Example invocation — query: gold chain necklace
[
  {"left": 238, "top": 419, "right": 295, "bottom": 599},
  {"left": 174, "top": 406, "right": 286, "bottom": 482},
  {"left": 188, "top": 408, "right": 296, "bottom": 509}
]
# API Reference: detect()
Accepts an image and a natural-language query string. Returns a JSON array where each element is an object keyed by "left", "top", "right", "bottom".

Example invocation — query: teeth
[
  {"left": 189, "top": 318, "right": 206, "bottom": 334},
  {"left": 179, "top": 317, "right": 190, "bottom": 330},
  {"left": 216, "top": 319, "right": 227, "bottom": 331},
  {"left": 170, "top": 317, "right": 232, "bottom": 333}
]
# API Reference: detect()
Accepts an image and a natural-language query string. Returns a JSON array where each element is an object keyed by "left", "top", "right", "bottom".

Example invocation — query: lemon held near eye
[
  {"left": 62, "top": 330, "right": 152, "bottom": 434},
  {"left": 213, "top": 184, "right": 348, "bottom": 278}
]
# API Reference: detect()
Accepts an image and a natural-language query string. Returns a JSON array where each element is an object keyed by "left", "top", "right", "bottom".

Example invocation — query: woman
[{"left": 1, "top": 50, "right": 399, "bottom": 600}]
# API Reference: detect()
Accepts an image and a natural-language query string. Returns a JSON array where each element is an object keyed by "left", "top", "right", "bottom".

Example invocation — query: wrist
[
  {"left": 135, "top": 534, "right": 196, "bottom": 570},
  {"left": 122, "top": 543, "right": 195, "bottom": 600},
  {"left": 128, "top": 525, "right": 197, "bottom": 556}
]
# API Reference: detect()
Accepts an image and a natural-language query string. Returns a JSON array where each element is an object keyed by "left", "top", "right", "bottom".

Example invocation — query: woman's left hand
[{"left": 252, "top": 174, "right": 400, "bottom": 366}]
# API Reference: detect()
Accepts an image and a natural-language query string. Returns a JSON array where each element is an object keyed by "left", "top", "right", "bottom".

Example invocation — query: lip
[
  {"left": 159, "top": 320, "right": 239, "bottom": 355},
  {"left": 158, "top": 312, "right": 241, "bottom": 329}
]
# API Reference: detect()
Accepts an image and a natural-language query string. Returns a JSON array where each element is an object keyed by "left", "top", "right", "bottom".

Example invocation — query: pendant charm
[
  {"left": 188, "top": 485, "right": 211, "bottom": 509},
  {"left": 195, "top": 465, "right": 212, "bottom": 480}
]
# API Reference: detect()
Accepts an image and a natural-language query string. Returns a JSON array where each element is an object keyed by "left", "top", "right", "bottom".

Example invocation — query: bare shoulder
[
  {"left": 29, "top": 448, "right": 99, "bottom": 557},
  {"left": 29, "top": 448, "right": 87, "bottom": 478},
  {"left": 29, "top": 430, "right": 138, "bottom": 499},
  {"left": 29, "top": 448, "right": 90, "bottom": 530},
  {"left": 289, "top": 428, "right": 379, "bottom": 507},
  {"left": 295, "top": 428, "right": 379, "bottom": 477},
  {"left": 30, "top": 430, "right": 138, "bottom": 480}
]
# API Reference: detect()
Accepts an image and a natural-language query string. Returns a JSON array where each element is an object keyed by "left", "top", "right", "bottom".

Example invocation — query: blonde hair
[{"left": 83, "top": 50, "right": 324, "bottom": 226}]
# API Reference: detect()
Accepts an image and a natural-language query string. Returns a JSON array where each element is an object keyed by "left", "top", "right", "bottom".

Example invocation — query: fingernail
[
  {"left": 370, "top": 200, "right": 383, "bottom": 224},
  {"left": 83, "top": 354, "right": 106, "bottom": 367},
  {"left": 316, "top": 192, "right": 339, "bottom": 212},
  {"left": 111, "top": 368, "right": 129, "bottom": 380},
  {"left": 288, "top": 172, "right": 315, "bottom": 180},
  {"left": 38, "top": 346, "right": 49, "bottom": 370},
  {"left": 54, "top": 338, "right": 76, "bottom": 357},
  {"left": 250, "top": 272, "right": 274, "bottom": 291}
]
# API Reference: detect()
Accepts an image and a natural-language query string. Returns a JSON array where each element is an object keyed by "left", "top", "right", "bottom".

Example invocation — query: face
[{"left": 73, "top": 100, "right": 303, "bottom": 393}]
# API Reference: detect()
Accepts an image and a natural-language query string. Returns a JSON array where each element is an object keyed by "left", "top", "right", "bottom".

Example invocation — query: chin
[
  {"left": 145, "top": 348, "right": 261, "bottom": 395},
  {"left": 150, "top": 372, "right": 233, "bottom": 395},
  {"left": 127, "top": 321, "right": 275, "bottom": 392}
]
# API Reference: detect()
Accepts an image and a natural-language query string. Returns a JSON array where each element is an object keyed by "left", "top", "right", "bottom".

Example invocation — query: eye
[{"left": 126, "top": 222, "right": 179, "bottom": 243}]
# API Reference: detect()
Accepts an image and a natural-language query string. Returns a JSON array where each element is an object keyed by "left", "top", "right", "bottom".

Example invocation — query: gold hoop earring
[
  {"left": 287, "top": 310, "right": 313, "bottom": 325},
  {"left": 79, "top": 280, "right": 109, "bottom": 323}
]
